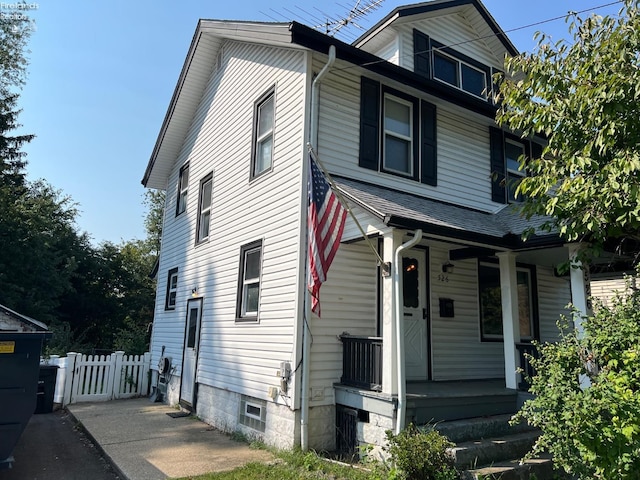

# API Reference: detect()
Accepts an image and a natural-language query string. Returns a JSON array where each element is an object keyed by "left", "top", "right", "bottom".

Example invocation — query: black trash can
[
  {"left": 0, "top": 331, "right": 51, "bottom": 468},
  {"left": 35, "top": 365, "right": 59, "bottom": 414}
]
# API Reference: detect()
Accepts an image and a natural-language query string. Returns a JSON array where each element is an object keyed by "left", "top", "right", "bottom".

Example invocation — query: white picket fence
[{"left": 43, "top": 351, "right": 151, "bottom": 406}]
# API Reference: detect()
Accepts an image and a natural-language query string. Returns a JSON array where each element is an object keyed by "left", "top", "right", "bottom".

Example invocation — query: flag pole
[{"left": 307, "top": 143, "right": 388, "bottom": 273}]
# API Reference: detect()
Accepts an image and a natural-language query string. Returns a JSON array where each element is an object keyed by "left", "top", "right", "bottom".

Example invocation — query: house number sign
[{"left": 0, "top": 341, "right": 15, "bottom": 353}]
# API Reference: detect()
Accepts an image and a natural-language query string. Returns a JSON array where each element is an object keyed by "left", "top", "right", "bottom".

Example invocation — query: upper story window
[
  {"left": 165, "top": 267, "right": 178, "bottom": 310},
  {"left": 384, "top": 94, "right": 414, "bottom": 177},
  {"left": 505, "top": 139, "right": 526, "bottom": 202},
  {"left": 236, "top": 240, "right": 263, "bottom": 322},
  {"left": 176, "top": 163, "right": 189, "bottom": 216},
  {"left": 490, "top": 128, "right": 543, "bottom": 204},
  {"left": 414, "top": 30, "right": 491, "bottom": 101},
  {"left": 251, "top": 89, "right": 275, "bottom": 179},
  {"left": 196, "top": 173, "right": 213, "bottom": 243},
  {"left": 359, "top": 77, "right": 437, "bottom": 186}
]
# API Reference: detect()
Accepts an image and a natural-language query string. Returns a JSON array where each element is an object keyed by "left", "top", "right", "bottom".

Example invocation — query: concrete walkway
[{"left": 67, "top": 398, "right": 274, "bottom": 480}]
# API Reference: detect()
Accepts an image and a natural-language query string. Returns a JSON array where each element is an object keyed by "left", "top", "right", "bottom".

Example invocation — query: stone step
[
  {"left": 449, "top": 430, "right": 540, "bottom": 468},
  {"left": 434, "top": 414, "right": 534, "bottom": 443},
  {"left": 460, "top": 455, "right": 559, "bottom": 480},
  {"left": 407, "top": 393, "right": 518, "bottom": 424}
]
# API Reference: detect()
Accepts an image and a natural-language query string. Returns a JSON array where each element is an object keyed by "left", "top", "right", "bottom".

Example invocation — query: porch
[{"left": 336, "top": 334, "right": 536, "bottom": 425}]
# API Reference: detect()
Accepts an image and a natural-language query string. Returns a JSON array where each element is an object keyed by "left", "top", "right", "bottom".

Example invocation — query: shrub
[
  {"left": 385, "top": 423, "right": 458, "bottom": 480},
  {"left": 513, "top": 274, "right": 640, "bottom": 479}
]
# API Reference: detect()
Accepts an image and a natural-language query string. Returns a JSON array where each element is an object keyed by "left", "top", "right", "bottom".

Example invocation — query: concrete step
[
  {"left": 434, "top": 414, "right": 533, "bottom": 443},
  {"left": 449, "top": 430, "right": 540, "bottom": 468},
  {"left": 460, "top": 455, "right": 559, "bottom": 480}
]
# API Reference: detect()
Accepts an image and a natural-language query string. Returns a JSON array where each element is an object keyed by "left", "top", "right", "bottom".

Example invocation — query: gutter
[
  {"left": 393, "top": 229, "right": 423, "bottom": 434},
  {"left": 301, "top": 45, "right": 336, "bottom": 452}
]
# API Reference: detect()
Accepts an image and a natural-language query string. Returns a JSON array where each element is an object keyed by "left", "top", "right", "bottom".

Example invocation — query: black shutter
[
  {"left": 414, "top": 29, "right": 431, "bottom": 78},
  {"left": 490, "top": 127, "right": 506, "bottom": 203},
  {"left": 420, "top": 100, "right": 437, "bottom": 186},
  {"left": 359, "top": 77, "right": 380, "bottom": 171}
]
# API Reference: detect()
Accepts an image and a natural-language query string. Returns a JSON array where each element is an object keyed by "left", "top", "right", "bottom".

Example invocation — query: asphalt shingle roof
[{"left": 334, "top": 177, "right": 555, "bottom": 247}]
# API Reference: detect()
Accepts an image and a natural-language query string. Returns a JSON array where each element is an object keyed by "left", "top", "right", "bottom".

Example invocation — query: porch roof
[{"left": 335, "top": 177, "right": 561, "bottom": 249}]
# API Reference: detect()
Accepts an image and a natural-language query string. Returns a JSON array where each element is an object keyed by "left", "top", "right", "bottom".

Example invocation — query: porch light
[
  {"left": 442, "top": 262, "right": 454, "bottom": 274},
  {"left": 191, "top": 287, "right": 198, "bottom": 297}
]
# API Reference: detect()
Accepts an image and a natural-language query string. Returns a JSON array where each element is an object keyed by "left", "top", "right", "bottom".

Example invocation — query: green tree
[
  {"left": 496, "top": 0, "right": 640, "bottom": 260},
  {"left": 513, "top": 280, "right": 640, "bottom": 478}
]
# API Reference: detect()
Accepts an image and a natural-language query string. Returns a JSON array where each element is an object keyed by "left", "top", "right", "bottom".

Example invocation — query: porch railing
[
  {"left": 516, "top": 343, "right": 538, "bottom": 391},
  {"left": 339, "top": 334, "right": 382, "bottom": 392}
]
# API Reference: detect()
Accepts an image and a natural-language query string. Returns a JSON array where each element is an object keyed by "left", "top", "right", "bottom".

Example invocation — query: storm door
[{"left": 402, "top": 249, "right": 429, "bottom": 381}]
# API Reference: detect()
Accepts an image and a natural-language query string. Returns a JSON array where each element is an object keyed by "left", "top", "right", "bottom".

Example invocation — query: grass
[{"left": 173, "top": 448, "right": 384, "bottom": 480}]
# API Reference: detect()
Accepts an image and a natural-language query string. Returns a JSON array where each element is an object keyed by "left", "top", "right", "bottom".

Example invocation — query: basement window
[{"left": 239, "top": 396, "right": 266, "bottom": 432}]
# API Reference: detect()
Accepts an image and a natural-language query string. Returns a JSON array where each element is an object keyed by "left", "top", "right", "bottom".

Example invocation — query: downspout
[
  {"left": 301, "top": 44, "right": 336, "bottom": 452},
  {"left": 393, "top": 229, "right": 423, "bottom": 434}
]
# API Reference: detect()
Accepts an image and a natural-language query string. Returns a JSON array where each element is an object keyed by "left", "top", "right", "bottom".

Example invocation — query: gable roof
[
  {"left": 0, "top": 303, "right": 48, "bottom": 331},
  {"left": 335, "top": 177, "right": 559, "bottom": 249},
  {"left": 142, "top": 0, "right": 515, "bottom": 189},
  {"left": 354, "top": 0, "right": 518, "bottom": 57}
]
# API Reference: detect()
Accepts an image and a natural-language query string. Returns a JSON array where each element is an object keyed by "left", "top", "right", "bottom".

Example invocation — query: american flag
[{"left": 308, "top": 155, "right": 347, "bottom": 317}]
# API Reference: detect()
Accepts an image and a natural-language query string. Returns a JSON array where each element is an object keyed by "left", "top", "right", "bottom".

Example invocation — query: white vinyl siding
[
  {"left": 150, "top": 41, "right": 307, "bottom": 400},
  {"left": 397, "top": 14, "right": 504, "bottom": 73},
  {"left": 316, "top": 60, "right": 495, "bottom": 212},
  {"left": 429, "top": 245, "right": 503, "bottom": 380},
  {"left": 536, "top": 266, "right": 571, "bottom": 343},
  {"left": 308, "top": 242, "right": 379, "bottom": 406}
]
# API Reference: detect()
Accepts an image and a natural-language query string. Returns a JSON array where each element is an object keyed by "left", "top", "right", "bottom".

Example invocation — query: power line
[{"left": 331, "top": 0, "right": 624, "bottom": 72}]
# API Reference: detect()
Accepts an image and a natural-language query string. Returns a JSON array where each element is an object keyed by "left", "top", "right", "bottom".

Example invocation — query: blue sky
[{"left": 14, "top": 0, "right": 622, "bottom": 245}]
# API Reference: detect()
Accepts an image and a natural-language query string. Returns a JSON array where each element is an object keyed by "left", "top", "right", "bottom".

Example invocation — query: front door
[
  {"left": 180, "top": 298, "right": 202, "bottom": 409},
  {"left": 402, "top": 248, "right": 429, "bottom": 381}
]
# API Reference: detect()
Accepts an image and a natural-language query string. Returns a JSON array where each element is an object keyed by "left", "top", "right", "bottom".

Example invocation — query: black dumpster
[
  {"left": 35, "top": 364, "right": 59, "bottom": 414},
  {"left": 0, "top": 331, "right": 52, "bottom": 468}
]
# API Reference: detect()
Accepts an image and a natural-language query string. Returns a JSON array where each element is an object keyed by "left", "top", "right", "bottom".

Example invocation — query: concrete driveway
[{"left": 67, "top": 398, "right": 274, "bottom": 480}]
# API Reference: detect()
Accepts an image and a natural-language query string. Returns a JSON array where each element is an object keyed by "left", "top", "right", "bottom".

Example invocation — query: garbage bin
[
  {"left": 35, "top": 365, "right": 59, "bottom": 414},
  {"left": 0, "top": 331, "right": 52, "bottom": 468}
]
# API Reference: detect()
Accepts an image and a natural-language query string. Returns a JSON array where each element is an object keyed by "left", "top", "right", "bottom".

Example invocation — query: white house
[{"left": 141, "top": 0, "right": 594, "bottom": 454}]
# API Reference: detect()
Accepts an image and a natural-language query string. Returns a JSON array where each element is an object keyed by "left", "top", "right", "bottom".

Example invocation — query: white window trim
[
  {"left": 244, "top": 401, "right": 262, "bottom": 421},
  {"left": 383, "top": 93, "right": 414, "bottom": 177},
  {"left": 241, "top": 245, "right": 261, "bottom": 318},
  {"left": 252, "top": 91, "right": 275, "bottom": 178},
  {"left": 176, "top": 164, "right": 189, "bottom": 216},
  {"left": 196, "top": 175, "right": 213, "bottom": 243}
]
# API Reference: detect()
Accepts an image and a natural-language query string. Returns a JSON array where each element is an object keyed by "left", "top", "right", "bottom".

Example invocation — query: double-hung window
[
  {"left": 359, "top": 77, "right": 437, "bottom": 186},
  {"left": 236, "top": 240, "right": 263, "bottom": 322},
  {"left": 505, "top": 139, "right": 526, "bottom": 203},
  {"left": 384, "top": 94, "right": 414, "bottom": 177},
  {"left": 251, "top": 89, "right": 275, "bottom": 178},
  {"left": 165, "top": 267, "right": 178, "bottom": 310},
  {"left": 490, "top": 128, "right": 543, "bottom": 204},
  {"left": 176, "top": 163, "right": 189, "bottom": 216},
  {"left": 196, "top": 173, "right": 213, "bottom": 243},
  {"left": 478, "top": 262, "right": 536, "bottom": 341}
]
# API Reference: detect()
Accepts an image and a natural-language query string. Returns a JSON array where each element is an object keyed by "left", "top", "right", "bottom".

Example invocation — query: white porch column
[
  {"left": 497, "top": 251, "right": 520, "bottom": 390},
  {"left": 566, "top": 243, "right": 592, "bottom": 334},
  {"left": 381, "top": 229, "right": 403, "bottom": 395}
]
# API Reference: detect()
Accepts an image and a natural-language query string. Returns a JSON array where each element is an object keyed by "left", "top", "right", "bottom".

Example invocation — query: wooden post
[
  {"left": 62, "top": 352, "right": 79, "bottom": 406},
  {"left": 112, "top": 351, "right": 125, "bottom": 400},
  {"left": 497, "top": 252, "right": 520, "bottom": 390},
  {"left": 141, "top": 352, "right": 151, "bottom": 396}
]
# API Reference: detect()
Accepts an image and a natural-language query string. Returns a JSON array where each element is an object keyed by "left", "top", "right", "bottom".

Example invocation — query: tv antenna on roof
[{"left": 320, "top": 0, "right": 385, "bottom": 37}]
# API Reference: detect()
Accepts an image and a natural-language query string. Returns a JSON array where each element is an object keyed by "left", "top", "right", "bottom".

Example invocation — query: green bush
[
  {"left": 385, "top": 423, "right": 458, "bottom": 480},
  {"left": 514, "top": 275, "right": 640, "bottom": 479}
]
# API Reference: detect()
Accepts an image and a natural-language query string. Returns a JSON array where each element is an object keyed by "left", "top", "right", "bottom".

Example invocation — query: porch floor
[{"left": 334, "top": 379, "right": 517, "bottom": 424}]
